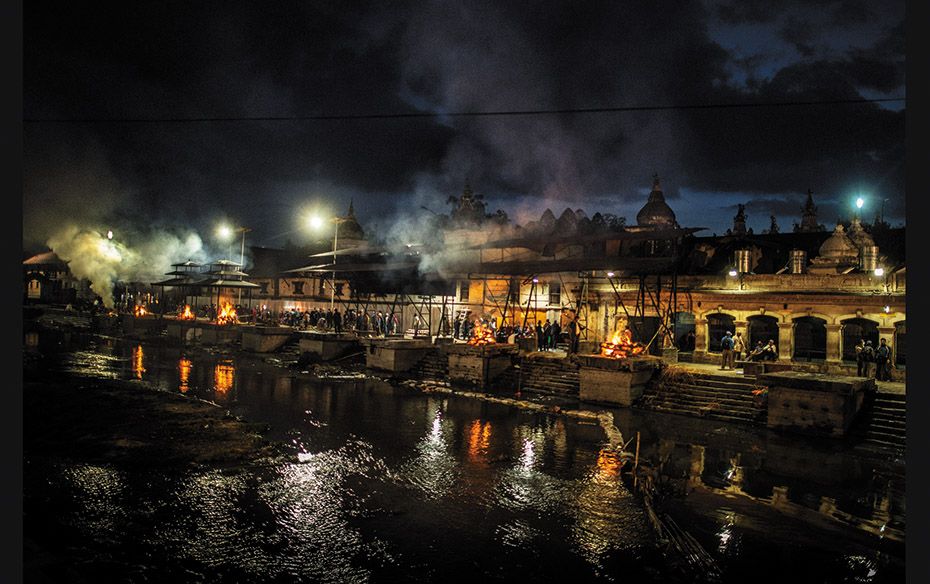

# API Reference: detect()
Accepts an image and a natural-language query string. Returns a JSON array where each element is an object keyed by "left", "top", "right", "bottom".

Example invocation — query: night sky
[{"left": 23, "top": 0, "right": 905, "bottom": 255}]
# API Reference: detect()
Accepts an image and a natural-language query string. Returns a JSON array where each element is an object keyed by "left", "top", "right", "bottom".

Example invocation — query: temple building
[{"left": 194, "top": 175, "right": 905, "bottom": 378}]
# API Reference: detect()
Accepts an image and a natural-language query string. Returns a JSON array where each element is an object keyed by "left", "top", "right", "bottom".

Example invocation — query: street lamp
[
  {"left": 217, "top": 223, "right": 251, "bottom": 303},
  {"left": 307, "top": 214, "right": 349, "bottom": 312}
]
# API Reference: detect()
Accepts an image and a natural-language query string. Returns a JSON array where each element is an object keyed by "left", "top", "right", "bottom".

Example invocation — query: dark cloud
[
  {"left": 779, "top": 16, "right": 818, "bottom": 57},
  {"left": 23, "top": 0, "right": 905, "bottom": 245}
]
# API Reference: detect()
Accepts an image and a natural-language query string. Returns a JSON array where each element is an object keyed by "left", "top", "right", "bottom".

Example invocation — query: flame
[
  {"left": 133, "top": 305, "right": 147, "bottom": 317},
  {"left": 216, "top": 302, "right": 238, "bottom": 325},
  {"left": 178, "top": 304, "right": 195, "bottom": 320},
  {"left": 467, "top": 322, "right": 497, "bottom": 346},
  {"left": 599, "top": 329, "right": 647, "bottom": 359}
]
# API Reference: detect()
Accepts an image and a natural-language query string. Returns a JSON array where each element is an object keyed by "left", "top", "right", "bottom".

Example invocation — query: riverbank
[{"left": 24, "top": 375, "right": 276, "bottom": 468}]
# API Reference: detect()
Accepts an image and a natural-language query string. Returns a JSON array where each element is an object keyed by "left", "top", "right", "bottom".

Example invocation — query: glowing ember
[
  {"left": 133, "top": 305, "right": 147, "bottom": 317},
  {"left": 178, "top": 304, "right": 195, "bottom": 320},
  {"left": 216, "top": 302, "right": 238, "bottom": 325},
  {"left": 467, "top": 322, "right": 497, "bottom": 346},
  {"left": 599, "top": 329, "right": 647, "bottom": 359}
]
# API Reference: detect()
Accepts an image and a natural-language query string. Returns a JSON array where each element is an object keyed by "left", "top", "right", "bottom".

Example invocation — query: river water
[{"left": 23, "top": 328, "right": 905, "bottom": 583}]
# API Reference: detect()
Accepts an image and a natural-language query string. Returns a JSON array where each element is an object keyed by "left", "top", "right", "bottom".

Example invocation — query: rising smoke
[{"left": 46, "top": 225, "right": 210, "bottom": 307}]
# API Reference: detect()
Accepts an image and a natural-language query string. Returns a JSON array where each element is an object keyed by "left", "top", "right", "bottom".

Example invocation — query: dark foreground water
[{"left": 23, "top": 328, "right": 905, "bottom": 583}]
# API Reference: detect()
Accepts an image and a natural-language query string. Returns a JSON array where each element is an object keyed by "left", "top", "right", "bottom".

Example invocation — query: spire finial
[
  {"left": 348, "top": 199, "right": 355, "bottom": 216},
  {"left": 652, "top": 172, "right": 661, "bottom": 189}
]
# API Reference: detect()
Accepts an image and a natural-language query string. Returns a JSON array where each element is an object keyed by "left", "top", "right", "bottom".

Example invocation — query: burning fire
[
  {"left": 133, "top": 305, "right": 147, "bottom": 317},
  {"left": 467, "top": 322, "right": 497, "bottom": 346},
  {"left": 600, "top": 329, "right": 647, "bottom": 359},
  {"left": 178, "top": 304, "right": 195, "bottom": 320},
  {"left": 216, "top": 302, "right": 238, "bottom": 325}
]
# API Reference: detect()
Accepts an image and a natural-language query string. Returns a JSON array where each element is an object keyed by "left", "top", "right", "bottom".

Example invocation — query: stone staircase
[
  {"left": 850, "top": 392, "right": 906, "bottom": 450},
  {"left": 638, "top": 370, "right": 765, "bottom": 425},
  {"left": 407, "top": 349, "right": 448, "bottom": 381},
  {"left": 496, "top": 355, "right": 580, "bottom": 397}
]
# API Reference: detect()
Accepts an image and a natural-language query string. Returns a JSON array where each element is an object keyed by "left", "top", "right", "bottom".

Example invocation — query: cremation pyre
[
  {"left": 467, "top": 322, "right": 497, "bottom": 346},
  {"left": 599, "top": 329, "right": 647, "bottom": 359},
  {"left": 216, "top": 302, "right": 238, "bottom": 325}
]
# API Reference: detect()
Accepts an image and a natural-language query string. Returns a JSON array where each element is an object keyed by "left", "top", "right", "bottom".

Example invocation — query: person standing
[
  {"left": 550, "top": 319, "right": 561, "bottom": 351},
  {"left": 333, "top": 308, "right": 342, "bottom": 334},
  {"left": 543, "top": 319, "right": 552, "bottom": 351},
  {"left": 875, "top": 338, "right": 891, "bottom": 381},
  {"left": 535, "top": 320, "right": 544, "bottom": 351},
  {"left": 862, "top": 341, "right": 875, "bottom": 378},
  {"left": 855, "top": 339, "right": 866, "bottom": 376},
  {"left": 720, "top": 331, "right": 734, "bottom": 370},
  {"left": 733, "top": 332, "right": 745, "bottom": 363},
  {"left": 567, "top": 314, "right": 581, "bottom": 354}
]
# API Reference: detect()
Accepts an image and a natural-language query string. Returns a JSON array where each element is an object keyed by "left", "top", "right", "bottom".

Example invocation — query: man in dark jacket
[{"left": 875, "top": 338, "right": 891, "bottom": 381}]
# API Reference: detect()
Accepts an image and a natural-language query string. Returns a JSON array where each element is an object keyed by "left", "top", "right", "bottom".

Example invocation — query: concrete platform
[
  {"left": 361, "top": 338, "right": 434, "bottom": 374},
  {"left": 759, "top": 371, "right": 876, "bottom": 437},
  {"left": 444, "top": 343, "right": 519, "bottom": 388},
  {"left": 242, "top": 326, "right": 297, "bottom": 353},
  {"left": 299, "top": 331, "right": 362, "bottom": 361}
]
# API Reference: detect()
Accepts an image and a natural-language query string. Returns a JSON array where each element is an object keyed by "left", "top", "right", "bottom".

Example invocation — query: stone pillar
[
  {"left": 694, "top": 318, "right": 708, "bottom": 358},
  {"left": 825, "top": 324, "right": 842, "bottom": 363},
  {"left": 777, "top": 322, "right": 794, "bottom": 361}
]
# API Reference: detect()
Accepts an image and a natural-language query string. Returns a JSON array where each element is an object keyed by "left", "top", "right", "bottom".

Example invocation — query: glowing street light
[
  {"left": 106, "top": 230, "right": 114, "bottom": 240},
  {"left": 855, "top": 197, "right": 864, "bottom": 210},
  {"left": 874, "top": 267, "right": 885, "bottom": 277},
  {"left": 217, "top": 222, "right": 251, "bottom": 303},
  {"left": 728, "top": 269, "right": 738, "bottom": 277},
  {"left": 306, "top": 212, "right": 349, "bottom": 312},
  {"left": 306, "top": 215, "right": 325, "bottom": 231}
]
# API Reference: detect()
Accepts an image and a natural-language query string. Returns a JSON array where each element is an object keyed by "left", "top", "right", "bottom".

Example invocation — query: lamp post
[
  {"left": 218, "top": 224, "right": 251, "bottom": 305},
  {"left": 306, "top": 213, "right": 349, "bottom": 313}
]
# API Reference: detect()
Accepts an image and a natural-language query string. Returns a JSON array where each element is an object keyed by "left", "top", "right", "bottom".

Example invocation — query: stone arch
[
  {"left": 673, "top": 311, "right": 696, "bottom": 351},
  {"left": 840, "top": 317, "right": 880, "bottom": 362},
  {"left": 706, "top": 312, "right": 736, "bottom": 353},
  {"left": 792, "top": 316, "right": 827, "bottom": 361},
  {"left": 787, "top": 311, "right": 834, "bottom": 325},
  {"left": 746, "top": 314, "right": 779, "bottom": 351}
]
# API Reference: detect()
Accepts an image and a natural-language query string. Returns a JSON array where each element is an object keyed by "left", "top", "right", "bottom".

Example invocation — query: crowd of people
[
  {"left": 720, "top": 330, "right": 896, "bottom": 382},
  {"left": 855, "top": 338, "right": 894, "bottom": 381},
  {"left": 720, "top": 331, "right": 775, "bottom": 370}
]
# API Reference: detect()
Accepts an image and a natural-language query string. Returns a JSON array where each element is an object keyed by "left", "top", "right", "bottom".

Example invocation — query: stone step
[
  {"left": 646, "top": 403, "right": 759, "bottom": 424},
  {"left": 659, "top": 383, "right": 759, "bottom": 400},
  {"left": 861, "top": 430, "right": 906, "bottom": 446},
  {"left": 652, "top": 397, "right": 757, "bottom": 416}
]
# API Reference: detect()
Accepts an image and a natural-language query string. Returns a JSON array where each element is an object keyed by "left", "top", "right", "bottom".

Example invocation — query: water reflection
[
  {"left": 214, "top": 361, "right": 235, "bottom": 397},
  {"left": 400, "top": 403, "right": 457, "bottom": 499},
  {"left": 466, "top": 419, "right": 492, "bottom": 463},
  {"left": 178, "top": 357, "right": 192, "bottom": 393},
  {"left": 24, "top": 331, "right": 39, "bottom": 349},
  {"left": 24, "top": 330, "right": 905, "bottom": 583},
  {"left": 131, "top": 345, "right": 145, "bottom": 379}
]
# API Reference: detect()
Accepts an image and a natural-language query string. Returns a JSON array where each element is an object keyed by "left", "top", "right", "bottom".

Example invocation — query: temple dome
[
  {"left": 636, "top": 175, "right": 677, "bottom": 228},
  {"left": 817, "top": 224, "right": 858, "bottom": 260},
  {"left": 847, "top": 218, "right": 875, "bottom": 249}
]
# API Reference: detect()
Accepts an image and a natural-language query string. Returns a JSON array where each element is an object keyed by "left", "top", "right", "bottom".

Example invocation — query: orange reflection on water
[
  {"left": 466, "top": 419, "right": 493, "bottom": 461},
  {"left": 214, "top": 361, "right": 235, "bottom": 395},
  {"left": 596, "top": 449, "right": 622, "bottom": 478},
  {"left": 132, "top": 345, "right": 146, "bottom": 379},
  {"left": 178, "top": 357, "right": 192, "bottom": 393}
]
